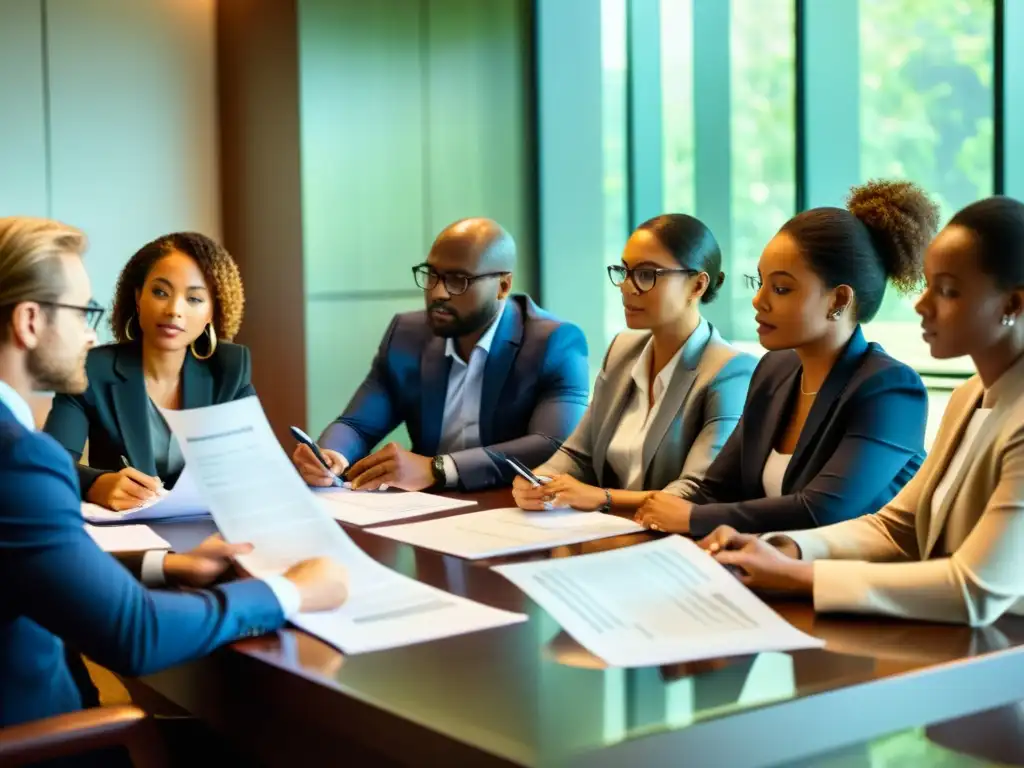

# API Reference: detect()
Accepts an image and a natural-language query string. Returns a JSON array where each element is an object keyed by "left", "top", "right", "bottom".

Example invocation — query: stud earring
[
  {"left": 1002, "top": 314, "right": 1017, "bottom": 328},
  {"left": 829, "top": 309, "right": 843, "bottom": 321}
]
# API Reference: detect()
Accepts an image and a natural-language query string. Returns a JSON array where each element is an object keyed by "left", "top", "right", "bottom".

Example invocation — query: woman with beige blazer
[
  {"left": 700, "top": 196, "right": 1024, "bottom": 626},
  {"left": 513, "top": 214, "right": 755, "bottom": 514}
]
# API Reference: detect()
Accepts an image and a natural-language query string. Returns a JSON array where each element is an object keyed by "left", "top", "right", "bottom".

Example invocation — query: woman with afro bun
[
  {"left": 702, "top": 196, "right": 1024, "bottom": 626},
  {"left": 45, "top": 232, "right": 254, "bottom": 510},
  {"left": 636, "top": 180, "right": 939, "bottom": 538}
]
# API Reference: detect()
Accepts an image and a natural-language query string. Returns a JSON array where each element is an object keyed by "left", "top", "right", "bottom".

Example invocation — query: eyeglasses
[
  {"left": 40, "top": 299, "right": 106, "bottom": 330},
  {"left": 607, "top": 264, "right": 698, "bottom": 294},
  {"left": 412, "top": 265, "right": 509, "bottom": 296},
  {"left": 744, "top": 274, "right": 762, "bottom": 291}
]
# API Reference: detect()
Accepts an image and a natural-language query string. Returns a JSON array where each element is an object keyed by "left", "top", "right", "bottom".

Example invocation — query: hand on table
[
  {"left": 635, "top": 492, "right": 693, "bottom": 533},
  {"left": 346, "top": 443, "right": 433, "bottom": 491},
  {"left": 86, "top": 468, "right": 164, "bottom": 511},
  {"left": 292, "top": 443, "right": 348, "bottom": 487},
  {"left": 284, "top": 558, "right": 349, "bottom": 612},
  {"left": 163, "top": 534, "right": 254, "bottom": 588},
  {"left": 511, "top": 475, "right": 555, "bottom": 510},
  {"left": 534, "top": 475, "right": 607, "bottom": 511},
  {"left": 696, "top": 525, "right": 812, "bottom": 594}
]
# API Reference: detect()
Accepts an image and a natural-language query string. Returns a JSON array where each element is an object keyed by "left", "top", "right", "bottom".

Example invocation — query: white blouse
[
  {"left": 761, "top": 450, "right": 792, "bottom": 498},
  {"left": 931, "top": 408, "right": 993, "bottom": 522},
  {"left": 605, "top": 339, "right": 685, "bottom": 491}
]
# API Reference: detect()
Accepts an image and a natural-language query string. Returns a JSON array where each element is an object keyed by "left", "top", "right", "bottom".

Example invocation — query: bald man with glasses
[{"left": 293, "top": 218, "right": 590, "bottom": 492}]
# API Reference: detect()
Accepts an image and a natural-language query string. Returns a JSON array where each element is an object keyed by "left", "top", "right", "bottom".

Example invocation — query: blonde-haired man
[{"left": 0, "top": 217, "right": 347, "bottom": 727}]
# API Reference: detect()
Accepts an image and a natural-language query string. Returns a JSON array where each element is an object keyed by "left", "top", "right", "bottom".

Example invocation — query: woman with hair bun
[
  {"left": 637, "top": 180, "right": 938, "bottom": 536},
  {"left": 702, "top": 195, "right": 1024, "bottom": 626},
  {"left": 513, "top": 214, "right": 756, "bottom": 514}
]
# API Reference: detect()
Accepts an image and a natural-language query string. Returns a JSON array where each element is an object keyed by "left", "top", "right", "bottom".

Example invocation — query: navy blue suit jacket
[
  {"left": 319, "top": 294, "right": 590, "bottom": 490},
  {"left": 44, "top": 341, "right": 255, "bottom": 495},
  {"left": 682, "top": 327, "right": 928, "bottom": 537},
  {"left": 0, "top": 401, "right": 284, "bottom": 728}
]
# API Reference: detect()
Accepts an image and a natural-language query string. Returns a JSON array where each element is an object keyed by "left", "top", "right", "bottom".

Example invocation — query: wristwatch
[{"left": 431, "top": 455, "right": 447, "bottom": 489}]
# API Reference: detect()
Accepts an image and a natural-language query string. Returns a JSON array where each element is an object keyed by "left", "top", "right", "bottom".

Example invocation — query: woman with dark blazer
[
  {"left": 636, "top": 180, "right": 938, "bottom": 537},
  {"left": 513, "top": 214, "right": 755, "bottom": 513},
  {"left": 45, "top": 232, "right": 254, "bottom": 510}
]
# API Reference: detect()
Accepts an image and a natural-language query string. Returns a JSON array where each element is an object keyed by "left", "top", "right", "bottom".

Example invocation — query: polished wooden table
[{"left": 138, "top": 490, "right": 1024, "bottom": 767}]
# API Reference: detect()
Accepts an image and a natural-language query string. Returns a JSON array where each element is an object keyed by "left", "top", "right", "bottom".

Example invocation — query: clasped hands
[{"left": 292, "top": 442, "right": 436, "bottom": 491}]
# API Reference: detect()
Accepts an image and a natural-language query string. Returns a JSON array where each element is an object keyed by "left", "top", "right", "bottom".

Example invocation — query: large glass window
[
  {"left": 602, "top": 0, "right": 629, "bottom": 345},
  {"left": 860, "top": 0, "right": 994, "bottom": 370},
  {"left": 662, "top": 0, "right": 795, "bottom": 343},
  {"left": 729, "top": 0, "right": 796, "bottom": 339}
]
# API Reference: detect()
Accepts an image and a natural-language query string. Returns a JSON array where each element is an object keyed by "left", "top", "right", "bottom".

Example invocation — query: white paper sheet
[
  {"left": 315, "top": 488, "right": 477, "bottom": 526},
  {"left": 81, "top": 467, "right": 210, "bottom": 524},
  {"left": 160, "top": 397, "right": 525, "bottom": 654},
  {"left": 85, "top": 523, "right": 170, "bottom": 553},
  {"left": 369, "top": 507, "right": 644, "bottom": 560},
  {"left": 493, "top": 536, "right": 824, "bottom": 667}
]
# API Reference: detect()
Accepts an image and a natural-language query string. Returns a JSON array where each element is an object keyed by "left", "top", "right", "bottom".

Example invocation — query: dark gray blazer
[
  {"left": 681, "top": 327, "right": 928, "bottom": 537},
  {"left": 539, "top": 320, "right": 755, "bottom": 493},
  {"left": 44, "top": 341, "right": 255, "bottom": 495}
]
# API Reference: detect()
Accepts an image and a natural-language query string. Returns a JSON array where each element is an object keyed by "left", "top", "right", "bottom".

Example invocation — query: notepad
[
  {"left": 85, "top": 523, "right": 171, "bottom": 553},
  {"left": 315, "top": 488, "right": 477, "bottom": 526},
  {"left": 369, "top": 507, "right": 644, "bottom": 559}
]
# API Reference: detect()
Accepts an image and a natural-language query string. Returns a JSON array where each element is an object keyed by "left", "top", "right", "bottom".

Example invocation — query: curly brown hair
[{"left": 110, "top": 232, "right": 245, "bottom": 343}]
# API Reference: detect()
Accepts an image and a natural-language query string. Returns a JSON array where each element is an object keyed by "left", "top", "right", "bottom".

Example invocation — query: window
[
  {"left": 729, "top": 0, "right": 796, "bottom": 340},
  {"left": 859, "top": 0, "right": 994, "bottom": 372},
  {"left": 662, "top": 0, "right": 795, "bottom": 343},
  {"left": 602, "top": 0, "right": 630, "bottom": 346}
]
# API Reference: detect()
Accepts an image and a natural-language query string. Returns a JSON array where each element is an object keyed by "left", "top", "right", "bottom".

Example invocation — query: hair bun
[
  {"left": 846, "top": 179, "right": 939, "bottom": 295},
  {"left": 701, "top": 271, "right": 726, "bottom": 304}
]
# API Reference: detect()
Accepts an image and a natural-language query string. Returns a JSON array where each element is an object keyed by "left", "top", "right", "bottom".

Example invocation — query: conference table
[{"left": 133, "top": 489, "right": 1024, "bottom": 767}]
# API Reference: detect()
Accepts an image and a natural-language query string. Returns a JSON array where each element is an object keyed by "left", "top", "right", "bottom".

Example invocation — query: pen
[
  {"left": 505, "top": 457, "right": 547, "bottom": 488},
  {"left": 289, "top": 426, "right": 344, "bottom": 487}
]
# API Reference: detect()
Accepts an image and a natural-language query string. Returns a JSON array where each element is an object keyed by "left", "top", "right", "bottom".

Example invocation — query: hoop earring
[
  {"left": 124, "top": 315, "right": 135, "bottom": 341},
  {"left": 190, "top": 324, "right": 217, "bottom": 360},
  {"left": 1002, "top": 314, "right": 1017, "bottom": 328}
]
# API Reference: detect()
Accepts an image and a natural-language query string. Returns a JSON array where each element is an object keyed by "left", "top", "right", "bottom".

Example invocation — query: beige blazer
[
  {"left": 538, "top": 320, "right": 755, "bottom": 494},
  {"left": 786, "top": 352, "right": 1024, "bottom": 626}
]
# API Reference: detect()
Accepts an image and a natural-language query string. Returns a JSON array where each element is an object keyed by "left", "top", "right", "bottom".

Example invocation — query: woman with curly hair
[
  {"left": 45, "top": 232, "right": 253, "bottom": 509},
  {"left": 635, "top": 180, "right": 939, "bottom": 537}
]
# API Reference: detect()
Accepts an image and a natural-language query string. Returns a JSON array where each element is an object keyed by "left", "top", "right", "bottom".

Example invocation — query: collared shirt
[
  {"left": 0, "top": 380, "right": 35, "bottom": 431},
  {"left": 605, "top": 336, "right": 687, "bottom": 491},
  {"left": 0, "top": 379, "right": 301, "bottom": 617},
  {"left": 436, "top": 302, "right": 506, "bottom": 487}
]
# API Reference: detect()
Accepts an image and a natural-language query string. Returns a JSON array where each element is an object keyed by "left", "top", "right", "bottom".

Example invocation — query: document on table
[
  {"left": 369, "top": 507, "right": 644, "bottom": 560},
  {"left": 315, "top": 488, "right": 477, "bottom": 526},
  {"left": 85, "top": 523, "right": 170, "bottom": 553},
  {"left": 493, "top": 536, "right": 823, "bottom": 667},
  {"left": 161, "top": 397, "right": 525, "bottom": 654},
  {"left": 81, "top": 467, "right": 210, "bottom": 524}
]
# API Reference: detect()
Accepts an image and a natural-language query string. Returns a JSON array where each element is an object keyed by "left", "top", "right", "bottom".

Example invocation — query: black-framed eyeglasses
[
  {"left": 412, "top": 265, "right": 509, "bottom": 296},
  {"left": 744, "top": 274, "right": 763, "bottom": 291},
  {"left": 39, "top": 299, "right": 106, "bottom": 330},
  {"left": 607, "top": 264, "right": 698, "bottom": 294}
]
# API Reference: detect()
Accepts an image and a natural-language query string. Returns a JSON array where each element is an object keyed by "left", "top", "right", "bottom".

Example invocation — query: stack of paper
[
  {"left": 315, "top": 488, "right": 477, "bottom": 526},
  {"left": 85, "top": 523, "right": 170, "bottom": 553},
  {"left": 81, "top": 468, "right": 209, "bottom": 524},
  {"left": 493, "top": 536, "right": 824, "bottom": 667},
  {"left": 369, "top": 507, "right": 644, "bottom": 559},
  {"left": 162, "top": 398, "right": 526, "bottom": 654}
]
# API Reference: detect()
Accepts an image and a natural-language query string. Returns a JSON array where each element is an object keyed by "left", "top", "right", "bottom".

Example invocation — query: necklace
[{"left": 800, "top": 374, "right": 819, "bottom": 397}]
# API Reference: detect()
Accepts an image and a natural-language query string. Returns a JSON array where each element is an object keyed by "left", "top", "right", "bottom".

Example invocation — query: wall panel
[
  {"left": 0, "top": 0, "right": 48, "bottom": 216},
  {"left": 46, "top": 0, "right": 220, "bottom": 315}
]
